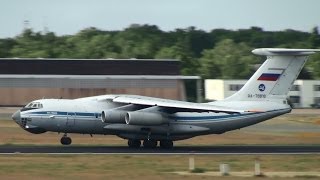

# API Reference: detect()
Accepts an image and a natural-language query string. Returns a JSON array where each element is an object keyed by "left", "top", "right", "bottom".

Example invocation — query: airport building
[
  {"left": 205, "top": 79, "right": 320, "bottom": 108},
  {"left": 0, "top": 58, "right": 200, "bottom": 106}
]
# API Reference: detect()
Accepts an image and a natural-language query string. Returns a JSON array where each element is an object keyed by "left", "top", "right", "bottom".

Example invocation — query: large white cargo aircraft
[{"left": 12, "top": 48, "right": 320, "bottom": 148}]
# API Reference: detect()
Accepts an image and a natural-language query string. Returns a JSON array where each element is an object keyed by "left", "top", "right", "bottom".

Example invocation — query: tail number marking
[{"left": 247, "top": 94, "right": 266, "bottom": 98}]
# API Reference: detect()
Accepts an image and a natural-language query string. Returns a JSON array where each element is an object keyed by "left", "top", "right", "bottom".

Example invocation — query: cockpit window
[
  {"left": 25, "top": 102, "right": 43, "bottom": 109},
  {"left": 25, "top": 103, "right": 32, "bottom": 108},
  {"left": 21, "top": 101, "right": 44, "bottom": 112}
]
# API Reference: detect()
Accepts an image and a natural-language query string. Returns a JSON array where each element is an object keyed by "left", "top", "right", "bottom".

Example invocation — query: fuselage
[{"left": 12, "top": 94, "right": 291, "bottom": 141}]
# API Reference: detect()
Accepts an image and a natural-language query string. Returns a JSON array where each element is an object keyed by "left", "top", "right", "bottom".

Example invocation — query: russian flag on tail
[{"left": 257, "top": 73, "right": 281, "bottom": 81}]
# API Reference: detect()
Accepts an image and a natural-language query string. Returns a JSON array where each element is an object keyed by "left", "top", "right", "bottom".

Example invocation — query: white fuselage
[{"left": 13, "top": 95, "right": 291, "bottom": 141}]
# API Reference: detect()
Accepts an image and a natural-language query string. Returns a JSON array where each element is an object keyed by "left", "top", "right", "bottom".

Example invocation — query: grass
[
  {"left": 295, "top": 175, "right": 319, "bottom": 179},
  {"left": 190, "top": 168, "right": 206, "bottom": 173},
  {"left": 0, "top": 155, "right": 320, "bottom": 179}
]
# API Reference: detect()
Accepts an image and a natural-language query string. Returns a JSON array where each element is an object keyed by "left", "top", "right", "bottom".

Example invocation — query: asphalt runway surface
[{"left": 0, "top": 145, "right": 320, "bottom": 154}]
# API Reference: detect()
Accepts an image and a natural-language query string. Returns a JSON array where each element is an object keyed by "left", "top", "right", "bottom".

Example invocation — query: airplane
[{"left": 11, "top": 48, "right": 320, "bottom": 148}]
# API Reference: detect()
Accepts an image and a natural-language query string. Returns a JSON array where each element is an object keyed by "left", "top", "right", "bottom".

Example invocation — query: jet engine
[
  {"left": 101, "top": 110, "right": 126, "bottom": 123},
  {"left": 125, "top": 112, "right": 169, "bottom": 126}
]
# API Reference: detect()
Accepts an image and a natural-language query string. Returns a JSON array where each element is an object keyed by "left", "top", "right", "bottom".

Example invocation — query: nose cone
[{"left": 12, "top": 110, "right": 21, "bottom": 123}]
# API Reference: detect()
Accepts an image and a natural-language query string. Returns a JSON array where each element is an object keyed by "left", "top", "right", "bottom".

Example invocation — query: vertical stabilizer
[{"left": 224, "top": 48, "right": 320, "bottom": 102}]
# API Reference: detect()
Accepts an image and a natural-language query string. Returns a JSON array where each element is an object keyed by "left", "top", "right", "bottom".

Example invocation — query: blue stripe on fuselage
[
  {"left": 171, "top": 112, "right": 266, "bottom": 121},
  {"left": 172, "top": 112, "right": 258, "bottom": 121},
  {"left": 25, "top": 108, "right": 289, "bottom": 122},
  {"left": 28, "top": 111, "right": 98, "bottom": 117}
]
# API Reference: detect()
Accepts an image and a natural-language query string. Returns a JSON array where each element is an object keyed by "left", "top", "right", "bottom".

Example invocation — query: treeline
[{"left": 1, "top": 24, "right": 320, "bottom": 79}]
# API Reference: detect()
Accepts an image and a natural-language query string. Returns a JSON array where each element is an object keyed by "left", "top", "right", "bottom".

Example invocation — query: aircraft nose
[{"left": 12, "top": 110, "right": 21, "bottom": 123}]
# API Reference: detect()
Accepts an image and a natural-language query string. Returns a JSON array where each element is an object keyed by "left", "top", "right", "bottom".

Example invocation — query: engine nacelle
[
  {"left": 101, "top": 110, "right": 126, "bottom": 123},
  {"left": 125, "top": 112, "right": 169, "bottom": 126}
]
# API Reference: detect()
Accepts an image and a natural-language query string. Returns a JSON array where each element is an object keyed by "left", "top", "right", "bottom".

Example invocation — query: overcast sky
[{"left": 0, "top": 0, "right": 319, "bottom": 38}]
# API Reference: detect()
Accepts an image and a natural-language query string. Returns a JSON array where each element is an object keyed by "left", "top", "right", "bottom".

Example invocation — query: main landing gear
[
  {"left": 60, "top": 133, "right": 72, "bottom": 145},
  {"left": 128, "top": 139, "right": 141, "bottom": 148},
  {"left": 127, "top": 139, "right": 173, "bottom": 149},
  {"left": 159, "top": 140, "right": 173, "bottom": 149},
  {"left": 143, "top": 139, "right": 157, "bottom": 148}
]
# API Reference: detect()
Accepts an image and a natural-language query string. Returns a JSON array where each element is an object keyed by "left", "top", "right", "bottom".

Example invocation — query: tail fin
[{"left": 225, "top": 48, "right": 320, "bottom": 103}]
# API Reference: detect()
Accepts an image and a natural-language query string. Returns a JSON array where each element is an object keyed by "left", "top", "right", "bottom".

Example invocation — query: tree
[
  {"left": 307, "top": 51, "right": 320, "bottom": 79},
  {"left": 113, "top": 24, "right": 164, "bottom": 58},
  {"left": 0, "top": 38, "right": 16, "bottom": 57},
  {"left": 177, "top": 26, "right": 213, "bottom": 58},
  {"left": 10, "top": 29, "right": 56, "bottom": 58},
  {"left": 199, "top": 39, "right": 259, "bottom": 79},
  {"left": 309, "top": 26, "right": 320, "bottom": 48}
]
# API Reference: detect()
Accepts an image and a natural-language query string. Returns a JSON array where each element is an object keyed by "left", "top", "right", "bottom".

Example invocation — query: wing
[{"left": 97, "top": 94, "right": 244, "bottom": 114}]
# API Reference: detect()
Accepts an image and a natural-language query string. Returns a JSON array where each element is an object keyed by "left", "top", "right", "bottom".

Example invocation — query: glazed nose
[{"left": 12, "top": 110, "right": 21, "bottom": 123}]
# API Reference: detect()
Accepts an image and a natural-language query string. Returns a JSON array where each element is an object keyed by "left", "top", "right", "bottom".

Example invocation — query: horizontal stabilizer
[{"left": 252, "top": 48, "right": 320, "bottom": 56}]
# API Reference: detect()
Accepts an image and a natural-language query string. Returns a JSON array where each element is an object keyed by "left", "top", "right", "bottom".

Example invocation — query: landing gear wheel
[
  {"left": 60, "top": 136, "right": 72, "bottom": 145},
  {"left": 143, "top": 140, "right": 157, "bottom": 148},
  {"left": 160, "top": 140, "right": 173, "bottom": 149},
  {"left": 128, "top": 139, "right": 141, "bottom": 148}
]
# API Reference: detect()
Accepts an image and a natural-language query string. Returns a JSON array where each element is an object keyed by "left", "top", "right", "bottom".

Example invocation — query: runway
[{"left": 0, "top": 145, "right": 320, "bottom": 154}]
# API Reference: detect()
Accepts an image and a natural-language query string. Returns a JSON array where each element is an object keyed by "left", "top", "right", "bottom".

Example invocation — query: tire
[
  {"left": 128, "top": 139, "right": 141, "bottom": 148},
  {"left": 160, "top": 140, "right": 173, "bottom": 149},
  {"left": 60, "top": 137, "right": 72, "bottom": 145},
  {"left": 143, "top": 140, "right": 157, "bottom": 148}
]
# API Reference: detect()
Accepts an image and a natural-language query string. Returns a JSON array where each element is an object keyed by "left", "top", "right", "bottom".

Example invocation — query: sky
[{"left": 0, "top": 0, "right": 319, "bottom": 38}]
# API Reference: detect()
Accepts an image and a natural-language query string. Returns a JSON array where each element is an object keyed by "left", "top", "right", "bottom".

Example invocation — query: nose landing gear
[{"left": 60, "top": 134, "right": 72, "bottom": 145}]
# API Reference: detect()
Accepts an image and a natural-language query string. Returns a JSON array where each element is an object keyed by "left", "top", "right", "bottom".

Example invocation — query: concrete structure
[
  {"left": 205, "top": 79, "right": 320, "bottom": 108},
  {"left": 0, "top": 58, "right": 200, "bottom": 106}
]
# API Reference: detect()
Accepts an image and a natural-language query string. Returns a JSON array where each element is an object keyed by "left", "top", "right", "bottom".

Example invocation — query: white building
[{"left": 205, "top": 79, "right": 320, "bottom": 108}]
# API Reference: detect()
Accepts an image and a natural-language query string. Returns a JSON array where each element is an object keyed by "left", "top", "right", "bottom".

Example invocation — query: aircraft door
[{"left": 67, "top": 112, "right": 76, "bottom": 127}]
